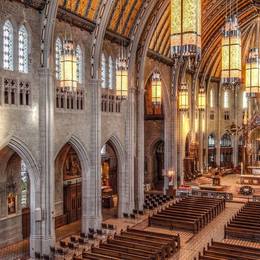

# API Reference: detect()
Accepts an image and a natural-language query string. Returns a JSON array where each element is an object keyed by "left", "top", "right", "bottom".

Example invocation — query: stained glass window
[
  {"left": 3, "top": 20, "right": 14, "bottom": 71},
  {"left": 76, "top": 45, "right": 82, "bottom": 84},
  {"left": 21, "top": 160, "right": 29, "bottom": 208},
  {"left": 108, "top": 56, "right": 113, "bottom": 89},
  {"left": 223, "top": 90, "right": 229, "bottom": 109},
  {"left": 210, "top": 89, "right": 214, "bottom": 108},
  {"left": 55, "top": 38, "right": 62, "bottom": 80},
  {"left": 18, "top": 25, "right": 29, "bottom": 73},
  {"left": 101, "top": 53, "right": 106, "bottom": 88}
]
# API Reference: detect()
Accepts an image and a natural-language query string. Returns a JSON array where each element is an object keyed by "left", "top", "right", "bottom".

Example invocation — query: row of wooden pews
[
  {"left": 76, "top": 227, "right": 180, "bottom": 260},
  {"left": 225, "top": 201, "right": 260, "bottom": 242},
  {"left": 149, "top": 196, "right": 225, "bottom": 233},
  {"left": 195, "top": 240, "right": 260, "bottom": 260}
]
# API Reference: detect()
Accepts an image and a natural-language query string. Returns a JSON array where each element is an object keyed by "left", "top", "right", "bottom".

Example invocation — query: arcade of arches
[{"left": 2, "top": 0, "right": 260, "bottom": 259}]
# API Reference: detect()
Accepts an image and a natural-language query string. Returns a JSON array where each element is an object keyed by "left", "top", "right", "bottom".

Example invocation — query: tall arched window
[
  {"left": 21, "top": 160, "right": 30, "bottom": 208},
  {"left": 210, "top": 89, "right": 214, "bottom": 108},
  {"left": 101, "top": 53, "right": 106, "bottom": 88},
  {"left": 223, "top": 90, "right": 229, "bottom": 109},
  {"left": 108, "top": 56, "right": 113, "bottom": 89},
  {"left": 208, "top": 134, "right": 215, "bottom": 147},
  {"left": 221, "top": 133, "right": 232, "bottom": 147},
  {"left": 55, "top": 38, "right": 62, "bottom": 80},
  {"left": 76, "top": 45, "right": 82, "bottom": 84},
  {"left": 18, "top": 25, "right": 29, "bottom": 73},
  {"left": 3, "top": 20, "right": 14, "bottom": 71},
  {"left": 243, "top": 91, "right": 247, "bottom": 109}
]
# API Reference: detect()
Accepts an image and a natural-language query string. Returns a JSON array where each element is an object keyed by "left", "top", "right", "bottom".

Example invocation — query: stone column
[
  {"left": 82, "top": 79, "right": 102, "bottom": 232},
  {"left": 199, "top": 110, "right": 205, "bottom": 173},
  {"left": 233, "top": 87, "right": 238, "bottom": 167},
  {"left": 126, "top": 86, "right": 135, "bottom": 212},
  {"left": 137, "top": 87, "right": 144, "bottom": 210},
  {"left": 172, "top": 95, "right": 178, "bottom": 189},
  {"left": 38, "top": 68, "right": 55, "bottom": 254},
  {"left": 179, "top": 112, "right": 186, "bottom": 185},
  {"left": 217, "top": 85, "right": 221, "bottom": 167}
]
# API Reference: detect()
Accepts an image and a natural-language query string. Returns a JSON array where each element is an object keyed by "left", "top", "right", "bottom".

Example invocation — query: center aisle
[{"left": 171, "top": 202, "right": 242, "bottom": 260}]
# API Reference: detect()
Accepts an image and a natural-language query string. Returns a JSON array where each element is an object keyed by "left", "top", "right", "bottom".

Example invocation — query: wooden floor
[
  {"left": 2, "top": 201, "right": 260, "bottom": 260},
  {"left": 170, "top": 202, "right": 243, "bottom": 260}
]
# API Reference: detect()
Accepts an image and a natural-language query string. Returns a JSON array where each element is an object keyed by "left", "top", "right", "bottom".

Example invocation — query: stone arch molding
[
  {"left": 55, "top": 135, "right": 91, "bottom": 168},
  {"left": 0, "top": 135, "right": 40, "bottom": 255},
  {"left": 102, "top": 134, "right": 127, "bottom": 217}
]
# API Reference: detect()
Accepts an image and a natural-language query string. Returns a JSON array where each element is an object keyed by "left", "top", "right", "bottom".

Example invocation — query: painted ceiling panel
[{"left": 56, "top": 0, "right": 258, "bottom": 78}]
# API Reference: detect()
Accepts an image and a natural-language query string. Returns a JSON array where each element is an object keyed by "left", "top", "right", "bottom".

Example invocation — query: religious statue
[{"left": 7, "top": 193, "right": 16, "bottom": 215}]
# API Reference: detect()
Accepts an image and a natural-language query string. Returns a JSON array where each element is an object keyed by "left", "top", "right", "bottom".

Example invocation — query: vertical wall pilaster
[
  {"left": 82, "top": 79, "right": 102, "bottom": 231},
  {"left": 38, "top": 68, "right": 55, "bottom": 254},
  {"left": 137, "top": 88, "right": 144, "bottom": 210},
  {"left": 199, "top": 111, "right": 205, "bottom": 173},
  {"left": 172, "top": 96, "right": 178, "bottom": 189},
  {"left": 126, "top": 87, "right": 135, "bottom": 212}
]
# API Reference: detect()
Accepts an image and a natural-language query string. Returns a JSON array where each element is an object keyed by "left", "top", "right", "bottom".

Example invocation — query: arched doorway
[
  {"left": 0, "top": 146, "right": 31, "bottom": 256},
  {"left": 55, "top": 144, "right": 82, "bottom": 229},
  {"left": 208, "top": 133, "right": 216, "bottom": 167},
  {"left": 220, "top": 133, "right": 233, "bottom": 167},
  {"left": 101, "top": 141, "right": 119, "bottom": 219},
  {"left": 152, "top": 140, "right": 164, "bottom": 190}
]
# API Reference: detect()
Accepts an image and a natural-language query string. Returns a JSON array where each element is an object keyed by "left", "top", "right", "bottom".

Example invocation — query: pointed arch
[
  {"left": 102, "top": 135, "right": 126, "bottom": 217},
  {"left": 0, "top": 136, "right": 40, "bottom": 256}
]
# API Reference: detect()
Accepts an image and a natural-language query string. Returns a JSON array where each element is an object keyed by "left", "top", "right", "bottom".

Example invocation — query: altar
[
  {"left": 240, "top": 174, "right": 260, "bottom": 185},
  {"left": 247, "top": 166, "right": 260, "bottom": 175}
]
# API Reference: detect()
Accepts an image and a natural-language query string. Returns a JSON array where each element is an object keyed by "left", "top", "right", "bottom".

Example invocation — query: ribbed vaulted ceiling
[{"left": 22, "top": 0, "right": 260, "bottom": 78}]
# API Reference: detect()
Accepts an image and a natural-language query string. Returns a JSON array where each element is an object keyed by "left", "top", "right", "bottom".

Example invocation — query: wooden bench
[
  {"left": 83, "top": 227, "right": 180, "bottom": 260},
  {"left": 225, "top": 201, "right": 260, "bottom": 242},
  {"left": 196, "top": 240, "right": 260, "bottom": 260},
  {"left": 149, "top": 196, "right": 224, "bottom": 233}
]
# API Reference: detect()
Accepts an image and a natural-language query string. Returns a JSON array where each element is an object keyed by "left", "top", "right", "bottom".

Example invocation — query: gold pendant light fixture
[
  {"left": 178, "top": 83, "right": 189, "bottom": 111},
  {"left": 151, "top": 71, "right": 162, "bottom": 106},
  {"left": 60, "top": 1, "right": 77, "bottom": 91},
  {"left": 198, "top": 87, "right": 206, "bottom": 111},
  {"left": 246, "top": 17, "right": 260, "bottom": 96},
  {"left": 116, "top": 0, "right": 128, "bottom": 99},
  {"left": 170, "top": 0, "right": 201, "bottom": 59},
  {"left": 60, "top": 40, "right": 77, "bottom": 91},
  {"left": 116, "top": 57, "right": 128, "bottom": 98},
  {"left": 221, "top": 1, "right": 241, "bottom": 86}
]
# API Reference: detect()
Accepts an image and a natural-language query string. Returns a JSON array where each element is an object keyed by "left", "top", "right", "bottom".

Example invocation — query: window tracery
[
  {"left": 3, "top": 20, "right": 14, "bottom": 71},
  {"left": 55, "top": 38, "right": 62, "bottom": 80},
  {"left": 18, "top": 25, "right": 29, "bottom": 73},
  {"left": 76, "top": 45, "right": 82, "bottom": 84}
]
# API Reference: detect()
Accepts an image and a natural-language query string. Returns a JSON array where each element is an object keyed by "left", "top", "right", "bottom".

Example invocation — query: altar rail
[
  {"left": 253, "top": 195, "right": 260, "bottom": 202},
  {"left": 191, "top": 189, "right": 233, "bottom": 201}
]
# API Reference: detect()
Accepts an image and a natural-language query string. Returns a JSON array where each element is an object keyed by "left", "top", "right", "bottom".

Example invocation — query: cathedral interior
[{"left": 1, "top": 0, "right": 260, "bottom": 259}]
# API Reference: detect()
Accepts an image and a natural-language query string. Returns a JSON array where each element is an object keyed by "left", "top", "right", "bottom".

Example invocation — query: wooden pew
[
  {"left": 150, "top": 196, "right": 224, "bottom": 233},
  {"left": 125, "top": 227, "right": 180, "bottom": 253},
  {"left": 225, "top": 201, "right": 260, "bottom": 242},
  {"left": 197, "top": 241, "right": 260, "bottom": 260}
]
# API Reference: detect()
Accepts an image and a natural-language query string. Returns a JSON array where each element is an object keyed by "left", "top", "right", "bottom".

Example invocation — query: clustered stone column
[{"left": 38, "top": 68, "right": 56, "bottom": 255}]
